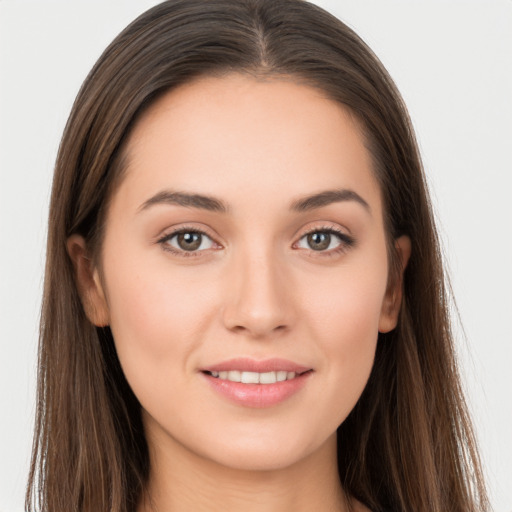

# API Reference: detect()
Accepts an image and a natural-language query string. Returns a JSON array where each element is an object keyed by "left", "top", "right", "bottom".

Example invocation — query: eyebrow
[
  {"left": 138, "top": 188, "right": 370, "bottom": 215},
  {"left": 290, "top": 188, "right": 371, "bottom": 213},
  {"left": 138, "top": 190, "right": 229, "bottom": 213}
]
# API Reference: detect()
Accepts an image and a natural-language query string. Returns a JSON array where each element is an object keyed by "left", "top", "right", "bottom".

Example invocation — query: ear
[
  {"left": 378, "top": 235, "right": 411, "bottom": 333},
  {"left": 67, "top": 234, "right": 110, "bottom": 327}
]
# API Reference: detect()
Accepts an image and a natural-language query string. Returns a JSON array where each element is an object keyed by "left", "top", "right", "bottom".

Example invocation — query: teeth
[
  {"left": 241, "top": 371, "right": 260, "bottom": 384},
  {"left": 276, "top": 371, "right": 288, "bottom": 382},
  {"left": 259, "top": 371, "right": 276, "bottom": 384},
  {"left": 209, "top": 370, "right": 298, "bottom": 384},
  {"left": 227, "top": 370, "right": 241, "bottom": 382}
]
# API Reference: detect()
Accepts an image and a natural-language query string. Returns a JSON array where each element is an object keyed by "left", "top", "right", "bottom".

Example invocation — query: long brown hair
[{"left": 27, "top": 1, "right": 489, "bottom": 511}]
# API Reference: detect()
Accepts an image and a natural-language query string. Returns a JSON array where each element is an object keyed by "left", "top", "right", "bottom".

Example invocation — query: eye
[
  {"left": 295, "top": 228, "right": 354, "bottom": 253},
  {"left": 159, "top": 229, "right": 216, "bottom": 254}
]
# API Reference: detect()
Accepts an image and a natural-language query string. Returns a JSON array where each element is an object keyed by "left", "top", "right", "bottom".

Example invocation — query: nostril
[{"left": 221, "top": 285, "right": 293, "bottom": 337}]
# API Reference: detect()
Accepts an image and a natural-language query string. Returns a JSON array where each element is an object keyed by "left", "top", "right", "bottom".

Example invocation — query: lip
[
  {"left": 200, "top": 358, "right": 313, "bottom": 408},
  {"left": 201, "top": 357, "right": 311, "bottom": 374}
]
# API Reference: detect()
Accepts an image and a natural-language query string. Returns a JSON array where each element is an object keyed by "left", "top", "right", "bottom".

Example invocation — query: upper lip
[{"left": 201, "top": 358, "right": 311, "bottom": 374}]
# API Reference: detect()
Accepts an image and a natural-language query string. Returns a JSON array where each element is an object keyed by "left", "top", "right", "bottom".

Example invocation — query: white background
[{"left": 1, "top": 1, "right": 511, "bottom": 511}]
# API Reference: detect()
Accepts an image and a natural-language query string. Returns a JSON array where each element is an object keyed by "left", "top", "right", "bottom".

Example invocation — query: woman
[{"left": 26, "top": 0, "right": 489, "bottom": 511}]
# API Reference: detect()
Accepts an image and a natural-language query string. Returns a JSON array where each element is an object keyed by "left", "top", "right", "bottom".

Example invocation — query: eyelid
[
  {"left": 155, "top": 222, "right": 355, "bottom": 258},
  {"left": 293, "top": 223, "right": 356, "bottom": 255},
  {"left": 156, "top": 224, "right": 223, "bottom": 257},
  {"left": 293, "top": 221, "right": 352, "bottom": 241}
]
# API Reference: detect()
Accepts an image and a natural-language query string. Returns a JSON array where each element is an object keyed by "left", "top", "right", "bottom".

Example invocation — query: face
[{"left": 71, "top": 74, "right": 408, "bottom": 473}]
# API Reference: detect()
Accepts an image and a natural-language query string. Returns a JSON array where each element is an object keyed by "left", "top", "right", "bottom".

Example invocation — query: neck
[{"left": 139, "top": 429, "right": 351, "bottom": 512}]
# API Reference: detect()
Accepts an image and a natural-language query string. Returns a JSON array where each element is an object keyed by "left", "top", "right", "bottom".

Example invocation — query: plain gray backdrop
[{"left": 1, "top": 1, "right": 511, "bottom": 511}]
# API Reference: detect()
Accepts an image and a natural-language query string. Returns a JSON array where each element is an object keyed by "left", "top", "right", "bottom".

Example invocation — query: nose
[{"left": 221, "top": 247, "right": 294, "bottom": 339}]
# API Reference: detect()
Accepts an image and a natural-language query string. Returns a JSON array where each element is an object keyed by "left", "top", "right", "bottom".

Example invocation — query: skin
[{"left": 69, "top": 74, "right": 410, "bottom": 512}]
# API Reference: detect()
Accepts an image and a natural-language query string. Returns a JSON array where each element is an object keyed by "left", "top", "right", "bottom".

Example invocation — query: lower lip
[{"left": 202, "top": 372, "right": 312, "bottom": 408}]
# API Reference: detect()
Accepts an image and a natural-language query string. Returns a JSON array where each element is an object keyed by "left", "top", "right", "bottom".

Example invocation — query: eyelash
[
  {"left": 296, "top": 226, "right": 356, "bottom": 258},
  {"left": 157, "top": 225, "right": 219, "bottom": 258},
  {"left": 157, "top": 225, "right": 355, "bottom": 258}
]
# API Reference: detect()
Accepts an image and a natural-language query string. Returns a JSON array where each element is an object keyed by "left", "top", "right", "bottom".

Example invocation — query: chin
[{"left": 185, "top": 423, "right": 338, "bottom": 473}]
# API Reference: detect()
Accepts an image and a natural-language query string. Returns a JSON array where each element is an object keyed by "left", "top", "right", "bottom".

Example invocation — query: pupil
[
  {"left": 178, "top": 232, "right": 201, "bottom": 251},
  {"left": 308, "top": 232, "right": 330, "bottom": 251}
]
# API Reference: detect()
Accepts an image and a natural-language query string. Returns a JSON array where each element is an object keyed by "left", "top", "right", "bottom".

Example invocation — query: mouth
[
  {"left": 200, "top": 358, "right": 313, "bottom": 408},
  {"left": 204, "top": 369, "right": 309, "bottom": 384}
]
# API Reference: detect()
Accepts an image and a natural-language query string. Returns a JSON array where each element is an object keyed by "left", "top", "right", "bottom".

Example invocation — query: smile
[
  {"left": 201, "top": 358, "right": 313, "bottom": 408},
  {"left": 207, "top": 370, "right": 299, "bottom": 384}
]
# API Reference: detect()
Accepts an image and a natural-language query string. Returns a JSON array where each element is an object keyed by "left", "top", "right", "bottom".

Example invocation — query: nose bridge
[{"left": 222, "top": 238, "right": 292, "bottom": 337}]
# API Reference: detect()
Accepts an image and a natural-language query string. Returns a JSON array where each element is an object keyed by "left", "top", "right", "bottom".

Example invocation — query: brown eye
[
  {"left": 307, "top": 232, "right": 331, "bottom": 251},
  {"left": 296, "top": 228, "right": 355, "bottom": 254},
  {"left": 161, "top": 230, "right": 215, "bottom": 254},
  {"left": 177, "top": 232, "right": 202, "bottom": 251}
]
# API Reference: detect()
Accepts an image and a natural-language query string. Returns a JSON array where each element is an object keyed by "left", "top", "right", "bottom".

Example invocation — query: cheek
[
  {"left": 303, "top": 257, "right": 387, "bottom": 341},
  {"left": 101, "top": 249, "right": 219, "bottom": 394},
  {"left": 299, "top": 260, "right": 388, "bottom": 412}
]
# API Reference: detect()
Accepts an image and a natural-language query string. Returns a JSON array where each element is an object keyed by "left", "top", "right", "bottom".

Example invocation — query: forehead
[{"left": 115, "top": 73, "right": 382, "bottom": 217}]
